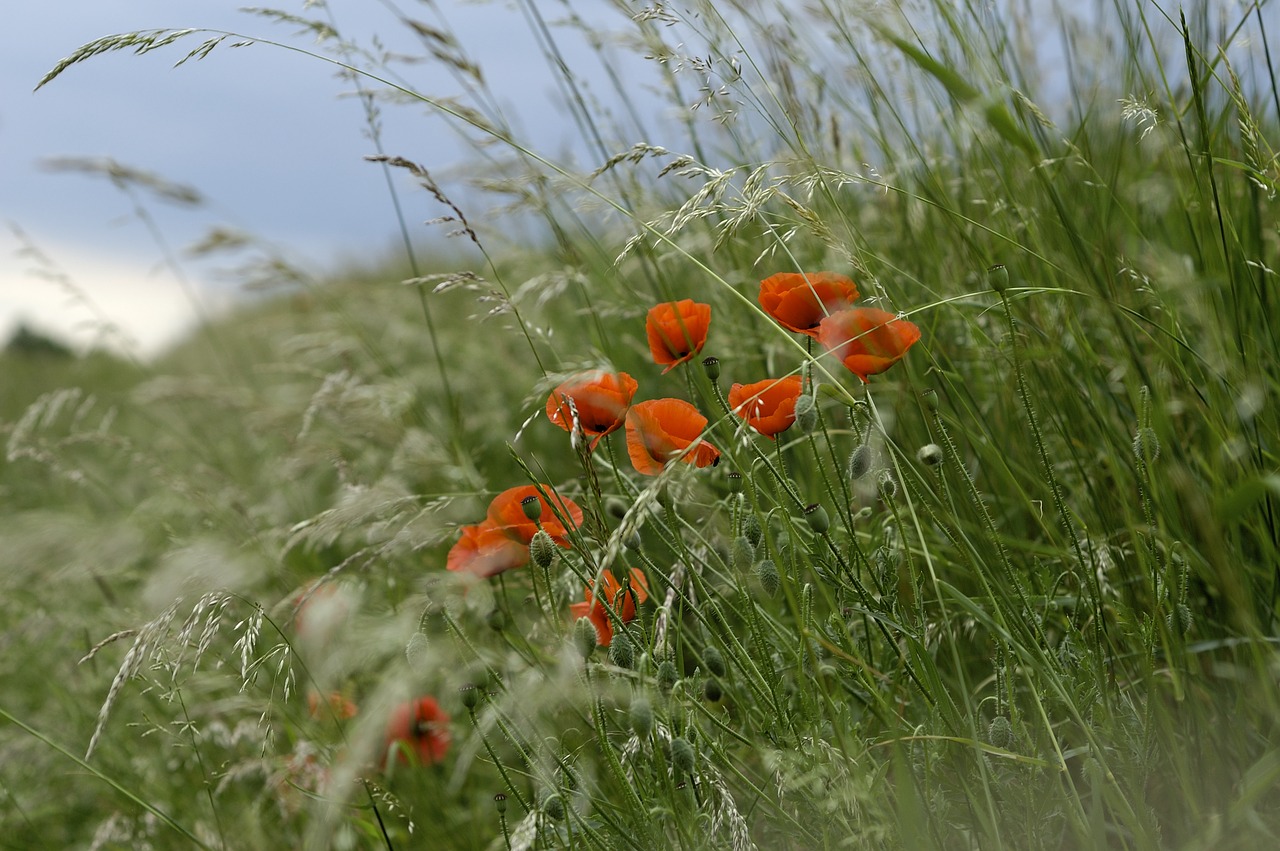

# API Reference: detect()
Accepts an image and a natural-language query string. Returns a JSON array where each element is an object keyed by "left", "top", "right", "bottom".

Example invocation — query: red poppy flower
[
  {"left": 759, "top": 272, "right": 860, "bottom": 336},
  {"left": 569, "top": 567, "right": 650, "bottom": 647},
  {"left": 625, "top": 398, "right": 721, "bottom": 476},
  {"left": 384, "top": 696, "right": 450, "bottom": 767},
  {"left": 727, "top": 376, "right": 804, "bottom": 438},
  {"left": 816, "top": 308, "right": 921, "bottom": 383},
  {"left": 545, "top": 371, "right": 639, "bottom": 449},
  {"left": 446, "top": 485, "right": 584, "bottom": 577},
  {"left": 646, "top": 300, "right": 711, "bottom": 373}
]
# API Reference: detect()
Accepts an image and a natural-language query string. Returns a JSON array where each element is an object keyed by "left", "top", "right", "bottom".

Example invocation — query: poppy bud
[
  {"left": 1133, "top": 427, "right": 1160, "bottom": 464},
  {"left": 406, "top": 632, "right": 430, "bottom": 671},
  {"left": 573, "top": 617, "right": 597, "bottom": 659},
  {"left": 494, "top": 793, "right": 508, "bottom": 814},
  {"left": 625, "top": 532, "right": 643, "bottom": 551},
  {"left": 530, "top": 530, "right": 557, "bottom": 569},
  {"left": 755, "top": 558, "right": 780, "bottom": 596},
  {"left": 704, "top": 677, "right": 722, "bottom": 702},
  {"left": 670, "top": 736, "right": 695, "bottom": 773},
  {"left": 703, "top": 646, "right": 726, "bottom": 677},
  {"left": 794, "top": 393, "right": 818, "bottom": 433},
  {"left": 630, "top": 696, "right": 653, "bottom": 737},
  {"left": 1166, "top": 603, "right": 1193, "bottom": 636},
  {"left": 520, "top": 494, "right": 542, "bottom": 522},
  {"left": 917, "top": 443, "right": 944, "bottom": 467},
  {"left": 486, "top": 608, "right": 507, "bottom": 632},
  {"left": 460, "top": 684, "right": 481, "bottom": 710},
  {"left": 609, "top": 630, "right": 635, "bottom": 669},
  {"left": 732, "top": 535, "right": 755, "bottom": 570},
  {"left": 987, "top": 715, "right": 1015, "bottom": 750},
  {"left": 657, "top": 659, "right": 678, "bottom": 693},
  {"left": 877, "top": 471, "right": 897, "bottom": 500},
  {"left": 988, "top": 263, "right": 1009, "bottom": 294},
  {"left": 741, "top": 514, "right": 763, "bottom": 549},
  {"left": 922, "top": 388, "right": 939, "bottom": 413},
  {"left": 702, "top": 356, "right": 721, "bottom": 381},
  {"left": 848, "top": 444, "right": 872, "bottom": 480},
  {"left": 542, "top": 794, "right": 565, "bottom": 821},
  {"left": 804, "top": 503, "right": 830, "bottom": 535}
]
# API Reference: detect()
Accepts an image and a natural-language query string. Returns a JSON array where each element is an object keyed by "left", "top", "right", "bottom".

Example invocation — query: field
[{"left": 3, "top": 1, "right": 1279, "bottom": 848}]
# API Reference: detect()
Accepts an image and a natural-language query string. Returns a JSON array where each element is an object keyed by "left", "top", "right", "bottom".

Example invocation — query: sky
[{"left": 1, "top": 0, "right": 659, "bottom": 356}]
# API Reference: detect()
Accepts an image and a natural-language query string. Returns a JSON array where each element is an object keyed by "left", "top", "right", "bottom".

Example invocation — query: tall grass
[{"left": 4, "top": 0, "right": 1279, "bottom": 848}]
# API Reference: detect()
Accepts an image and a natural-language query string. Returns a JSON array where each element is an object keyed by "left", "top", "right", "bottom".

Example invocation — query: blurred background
[{"left": 1, "top": 0, "right": 659, "bottom": 356}]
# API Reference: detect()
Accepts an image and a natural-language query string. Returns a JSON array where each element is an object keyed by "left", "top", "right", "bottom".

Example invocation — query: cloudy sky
[{"left": 2, "top": 0, "right": 660, "bottom": 355}]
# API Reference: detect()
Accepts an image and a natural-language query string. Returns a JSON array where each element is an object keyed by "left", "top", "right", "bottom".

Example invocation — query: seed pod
[
  {"left": 520, "top": 494, "right": 543, "bottom": 522},
  {"left": 988, "top": 263, "right": 1009, "bottom": 294},
  {"left": 494, "top": 793, "right": 508, "bottom": 814},
  {"left": 703, "top": 646, "right": 726, "bottom": 677},
  {"left": 460, "top": 684, "right": 481, "bottom": 710},
  {"left": 922, "top": 388, "right": 939, "bottom": 413},
  {"left": 530, "top": 530, "right": 557, "bottom": 569},
  {"left": 609, "top": 631, "right": 635, "bottom": 669},
  {"left": 804, "top": 503, "right": 830, "bottom": 535},
  {"left": 630, "top": 696, "right": 653, "bottom": 738},
  {"left": 726, "top": 471, "right": 743, "bottom": 493},
  {"left": 671, "top": 736, "right": 695, "bottom": 773},
  {"left": 755, "top": 558, "right": 780, "bottom": 596},
  {"left": 848, "top": 444, "right": 872, "bottom": 480},
  {"left": 916, "top": 443, "right": 943, "bottom": 467},
  {"left": 702, "top": 356, "right": 721, "bottom": 381},
  {"left": 704, "top": 677, "right": 722, "bottom": 702}
]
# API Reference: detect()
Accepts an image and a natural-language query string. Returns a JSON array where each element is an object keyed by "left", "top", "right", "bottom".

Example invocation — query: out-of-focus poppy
[
  {"left": 816, "top": 308, "right": 921, "bottom": 383},
  {"left": 545, "top": 371, "right": 638, "bottom": 449},
  {"left": 727, "top": 376, "right": 805, "bottom": 438},
  {"left": 384, "top": 696, "right": 450, "bottom": 767},
  {"left": 624, "top": 398, "right": 721, "bottom": 476},
  {"left": 569, "top": 567, "right": 650, "bottom": 647},
  {"left": 759, "top": 272, "right": 860, "bottom": 336},
  {"left": 646, "top": 300, "right": 711, "bottom": 373},
  {"left": 307, "top": 690, "right": 359, "bottom": 720},
  {"left": 446, "top": 485, "right": 584, "bottom": 577}
]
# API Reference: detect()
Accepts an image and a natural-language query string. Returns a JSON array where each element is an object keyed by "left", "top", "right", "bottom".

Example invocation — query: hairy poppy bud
[
  {"left": 657, "top": 659, "right": 678, "bottom": 693},
  {"left": 703, "top": 646, "right": 726, "bottom": 677},
  {"left": 988, "top": 263, "right": 1009, "bottom": 294},
  {"left": 732, "top": 535, "right": 755, "bottom": 570},
  {"left": 542, "top": 794, "right": 565, "bottom": 821},
  {"left": 630, "top": 696, "right": 653, "bottom": 737},
  {"left": 755, "top": 558, "right": 779, "bottom": 596},
  {"left": 987, "top": 715, "right": 1015, "bottom": 750},
  {"left": 671, "top": 736, "right": 695, "bottom": 773},
  {"left": 917, "top": 443, "right": 943, "bottom": 467},
  {"left": 520, "top": 494, "right": 542, "bottom": 522},
  {"left": 530, "top": 530, "right": 557, "bottom": 569},
  {"left": 486, "top": 608, "right": 507, "bottom": 632},
  {"left": 848, "top": 444, "right": 872, "bottom": 480},
  {"left": 702, "top": 356, "right": 721, "bottom": 381},
  {"left": 1166, "top": 603, "right": 1193, "bottom": 636},
  {"left": 609, "top": 630, "right": 635, "bottom": 669},
  {"left": 1133, "top": 427, "right": 1160, "bottom": 464},
  {"left": 704, "top": 677, "right": 722, "bottom": 702},
  {"left": 794, "top": 393, "right": 818, "bottom": 433},
  {"left": 573, "top": 617, "right": 597, "bottom": 659},
  {"left": 877, "top": 471, "right": 897, "bottom": 500},
  {"left": 406, "top": 632, "right": 430, "bottom": 671},
  {"left": 741, "top": 513, "right": 763, "bottom": 549},
  {"left": 804, "top": 503, "right": 830, "bottom": 535},
  {"left": 605, "top": 496, "right": 630, "bottom": 519}
]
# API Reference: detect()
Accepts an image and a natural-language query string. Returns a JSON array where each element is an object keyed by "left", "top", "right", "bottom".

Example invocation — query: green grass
[{"left": 4, "top": 0, "right": 1279, "bottom": 848}]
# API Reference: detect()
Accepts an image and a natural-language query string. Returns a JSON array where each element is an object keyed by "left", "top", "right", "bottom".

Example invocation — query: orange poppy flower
[
  {"left": 625, "top": 398, "right": 721, "bottom": 476},
  {"left": 816, "top": 308, "right": 921, "bottom": 383},
  {"left": 545, "top": 371, "right": 639, "bottom": 449},
  {"left": 569, "top": 567, "right": 650, "bottom": 647},
  {"left": 307, "top": 689, "right": 359, "bottom": 720},
  {"left": 727, "top": 376, "right": 805, "bottom": 438},
  {"left": 759, "top": 272, "right": 860, "bottom": 336},
  {"left": 384, "top": 696, "right": 450, "bottom": 767},
  {"left": 447, "top": 485, "right": 584, "bottom": 577},
  {"left": 646, "top": 300, "right": 711, "bottom": 373}
]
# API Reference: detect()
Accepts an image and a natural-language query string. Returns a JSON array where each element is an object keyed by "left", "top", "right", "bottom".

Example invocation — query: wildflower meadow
[{"left": 3, "top": 1, "right": 1279, "bottom": 848}]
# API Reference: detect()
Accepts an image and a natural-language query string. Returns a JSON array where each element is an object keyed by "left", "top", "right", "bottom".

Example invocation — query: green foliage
[{"left": 5, "top": 0, "right": 1280, "bottom": 849}]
